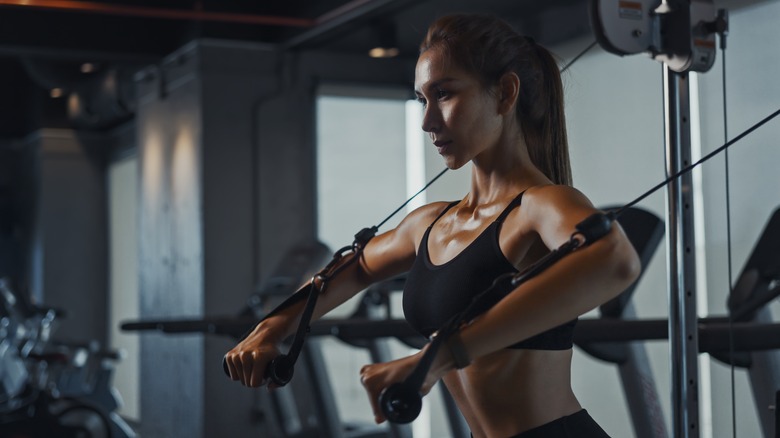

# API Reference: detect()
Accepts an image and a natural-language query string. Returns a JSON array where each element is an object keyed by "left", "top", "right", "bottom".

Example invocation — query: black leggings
[
  {"left": 473, "top": 410, "right": 611, "bottom": 438},
  {"left": 509, "top": 410, "right": 610, "bottom": 438}
]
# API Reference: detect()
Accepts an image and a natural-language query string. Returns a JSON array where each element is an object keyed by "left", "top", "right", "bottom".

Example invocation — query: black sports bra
[{"left": 402, "top": 192, "right": 577, "bottom": 350}]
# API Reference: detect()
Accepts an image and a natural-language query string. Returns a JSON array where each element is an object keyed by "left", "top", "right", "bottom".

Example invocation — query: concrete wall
[
  {"left": 23, "top": 129, "right": 109, "bottom": 345},
  {"left": 132, "top": 40, "right": 416, "bottom": 437},
  {"left": 134, "top": 39, "right": 278, "bottom": 437}
]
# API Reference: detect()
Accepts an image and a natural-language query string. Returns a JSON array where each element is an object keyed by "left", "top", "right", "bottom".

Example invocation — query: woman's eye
[
  {"left": 436, "top": 90, "right": 448, "bottom": 99},
  {"left": 417, "top": 97, "right": 427, "bottom": 107}
]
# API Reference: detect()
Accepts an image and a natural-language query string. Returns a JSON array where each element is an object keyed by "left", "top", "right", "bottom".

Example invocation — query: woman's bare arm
[
  {"left": 224, "top": 202, "right": 450, "bottom": 386},
  {"left": 432, "top": 185, "right": 641, "bottom": 372}
]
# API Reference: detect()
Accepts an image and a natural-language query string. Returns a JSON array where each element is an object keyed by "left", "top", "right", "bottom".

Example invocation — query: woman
[{"left": 226, "top": 14, "right": 640, "bottom": 438}]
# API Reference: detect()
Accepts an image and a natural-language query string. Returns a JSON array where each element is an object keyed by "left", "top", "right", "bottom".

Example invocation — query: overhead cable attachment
[{"left": 590, "top": 0, "right": 725, "bottom": 72}]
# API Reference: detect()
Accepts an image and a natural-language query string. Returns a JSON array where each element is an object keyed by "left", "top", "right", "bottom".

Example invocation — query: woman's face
[{"left": 414, "top": 47, "right": 504, "bottom": 169}]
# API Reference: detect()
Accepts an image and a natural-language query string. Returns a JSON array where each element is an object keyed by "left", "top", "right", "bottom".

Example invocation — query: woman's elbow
[
  {"left": 594, "top": 229, "right": 642, "bottom": 300},
  {"left": 609, "top": 232, "right": 642, "bottom": 292},
  {"left": 617, "top": 248, "right": 641, "bottom": 286}
]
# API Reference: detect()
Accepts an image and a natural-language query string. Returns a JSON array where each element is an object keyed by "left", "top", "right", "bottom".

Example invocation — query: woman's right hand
[{"left": 224, "top": 321, "right": 285, "bottom": 388}]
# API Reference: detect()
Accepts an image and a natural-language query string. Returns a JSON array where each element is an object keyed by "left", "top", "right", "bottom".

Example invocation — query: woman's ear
[{"left": 497, "top": 72, "right": 520, "bottom": 115}]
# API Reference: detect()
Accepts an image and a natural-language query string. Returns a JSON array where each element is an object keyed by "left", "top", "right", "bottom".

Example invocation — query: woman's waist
[
  {"left": 444, "top": 354, "right": 581, "bottom": 438},
  {"left": 444, "top": 349, "right": 577, "bottom": 408}
]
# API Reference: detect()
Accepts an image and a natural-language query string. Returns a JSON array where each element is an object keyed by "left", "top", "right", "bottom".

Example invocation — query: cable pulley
[{"left": 591, "top": 0, "right": 726, "bottom": 73}]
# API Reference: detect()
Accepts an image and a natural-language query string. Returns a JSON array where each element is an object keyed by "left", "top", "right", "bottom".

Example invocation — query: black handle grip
[
  {"left": 264, "top": 354, "right": 295, "bottom": 386},
  {"left": 221, "top": 354, "right": 295, "bottom": 386},
  {"left": 379, "top": 382, "right": 423, "bottom": 424},
  {"left": 222, "top": 356, "right": 230, "bottom": 376}
]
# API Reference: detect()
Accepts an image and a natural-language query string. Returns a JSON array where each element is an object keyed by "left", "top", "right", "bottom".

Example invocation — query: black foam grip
[
  {"left": 379, "top": 383, "right": 423, "bottom": 424},
  {"left": 222, "top": 356, "right": 230, "bottom": 376},
  {"left": 265, "top": 354, "right": 295, "bottom": 386},
  {"left": 221, "top": 354, "right": 294, "bottom": 386},
  {"left": 222, "top": 283, "right": 312, "bottom": 381}
]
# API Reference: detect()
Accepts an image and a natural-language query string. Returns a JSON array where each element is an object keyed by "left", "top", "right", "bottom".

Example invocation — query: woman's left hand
[{"left": 359, "top": 345, "right": 448, "bottom": 424}]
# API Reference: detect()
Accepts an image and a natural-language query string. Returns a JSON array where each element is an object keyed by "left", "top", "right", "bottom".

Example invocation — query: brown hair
[{"left": 420, "top": 14, "right": 572, "bottom": 186}]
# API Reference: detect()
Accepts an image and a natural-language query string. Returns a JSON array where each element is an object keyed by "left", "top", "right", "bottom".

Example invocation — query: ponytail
[{"left": 522, "top": 44, "right": 572, "bottom": 186}]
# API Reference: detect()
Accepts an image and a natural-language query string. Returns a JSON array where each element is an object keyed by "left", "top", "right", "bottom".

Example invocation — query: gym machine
[
  {"left": 713, "top": 207, "right": 780, "bottom": 437},
  {"left": 576, "top": 206, "right": 668, "bottom": 438},
  {"left": 0, "top": 278, "right": 136, "bottom": 438},
  {"left": 124, "top": 242, "right": 412, "bottom": 438}
]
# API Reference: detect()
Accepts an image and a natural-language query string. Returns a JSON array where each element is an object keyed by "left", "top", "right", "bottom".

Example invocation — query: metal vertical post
[{"left": 663, "top": 65, "right": 700, "bottom": 438}]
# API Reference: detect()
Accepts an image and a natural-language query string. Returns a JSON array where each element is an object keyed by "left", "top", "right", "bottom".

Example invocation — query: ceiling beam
[
  {"left": 0, "top": 0, "right": 315, "bottom": 27},
  {"left": 283, "top": 0, "right": 426, "bottom": 50}
]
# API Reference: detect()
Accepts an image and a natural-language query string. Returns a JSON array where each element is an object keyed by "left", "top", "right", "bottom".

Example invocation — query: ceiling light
[
  {"left": 81, "top": 63, "right": 96, "bottom": 73},
  {"left": 50, "top": 88, "right": 64, "bottom": 98},
  {"left": 368, "top": 20, "right": 400, "bottom": 58},
  {"left": 368, "top": 47, "right": 400, "bottom": 58}
]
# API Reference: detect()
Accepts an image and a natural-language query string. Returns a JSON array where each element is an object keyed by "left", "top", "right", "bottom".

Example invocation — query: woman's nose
[{"left": 421, "top": 105, "right": 441, "bottom": 133}]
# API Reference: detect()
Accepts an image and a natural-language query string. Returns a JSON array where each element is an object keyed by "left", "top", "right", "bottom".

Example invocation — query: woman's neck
[{"left": 466, "top": 136, "right": 548, "bottom": 207}]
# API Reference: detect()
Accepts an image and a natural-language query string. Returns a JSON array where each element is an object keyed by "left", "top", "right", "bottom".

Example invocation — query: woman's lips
[{"left": 433, "top": 140, "right": 452, "bottom": 154}]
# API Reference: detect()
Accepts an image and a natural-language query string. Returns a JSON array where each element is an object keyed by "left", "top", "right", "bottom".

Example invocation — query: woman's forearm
[{"left": 453, "top": 226, "right": 640, "bottom": 364}]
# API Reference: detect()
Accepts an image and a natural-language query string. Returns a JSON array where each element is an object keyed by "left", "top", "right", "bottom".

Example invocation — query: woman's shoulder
[
  {"left": 522, "top": 184, "right": 594, "bottom": 212},
  {"left": 389, "top": 200, "right": 457, "bottom": 236},
  {"left": 517, "top": 184, "right": 603, "bottom": 245},
  {"left": 384, "top": 200, "right": 461, "bottom": 251},
  {"left": 402, "top": 200, "right": 460, "bottom": 227},
  {"left": 512, "top": 184, "right": 598, "bottom": 235}
]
